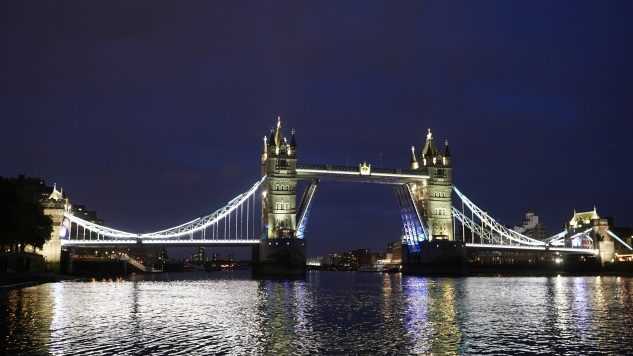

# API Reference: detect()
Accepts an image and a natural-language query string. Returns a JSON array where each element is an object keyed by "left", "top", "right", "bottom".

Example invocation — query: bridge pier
[
  {"left": 403, "top": 240, "right": 466, "bottom": 275},
  {"left": 253, "top": 239, "right": 306, "bottom": 277}
]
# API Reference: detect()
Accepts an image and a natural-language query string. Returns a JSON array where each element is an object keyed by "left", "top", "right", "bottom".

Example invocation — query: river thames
[{"left": 2, "top": 272, "right": 633, "bottom": 355}]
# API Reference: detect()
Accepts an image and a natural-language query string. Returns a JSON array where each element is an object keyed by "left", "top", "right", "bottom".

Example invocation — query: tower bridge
[{"left": 47, "top": 117, "right": 632, "bottom": 275}]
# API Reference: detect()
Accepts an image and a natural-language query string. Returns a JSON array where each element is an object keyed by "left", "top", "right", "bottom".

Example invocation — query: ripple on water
[{"left": 1, "top": 273, "right": 633, "bottom": 355}]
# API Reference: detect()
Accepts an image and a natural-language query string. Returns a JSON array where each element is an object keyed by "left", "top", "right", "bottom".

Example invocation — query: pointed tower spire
[
  {"left": 274, "top": 116, "right": 282, "bottom": 147},
  {"left": 410, "top": 146, "right": 419, "bottom": 170},
  {"left": 261, "top": 136, "right": 269, "bottom": 162},
  {"left": 442, "top": 139, "right": 451, "bottom": 166},
  {"left": 48, "top": 183, "right": 63, "bottom": 200},
  {"left": 422, "top": 128, "right": 438, "bottom": 164},
  {"left": 290, "top": 128, "right": 297, "bottom": 147}
]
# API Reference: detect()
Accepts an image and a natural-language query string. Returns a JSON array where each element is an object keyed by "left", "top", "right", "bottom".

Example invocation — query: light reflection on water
[{"left": 2, "top": 272, "right": 633, "bottom": 355}]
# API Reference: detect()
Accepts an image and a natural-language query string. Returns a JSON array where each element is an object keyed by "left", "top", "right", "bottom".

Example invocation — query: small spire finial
[
  {"left": 445, "top": 139, "right": 449, "bottom": 146},
  {"left": 410, "top": 145, "right": 419, "bottom": 169},
  {"left": 426, "top": 128, "right": 433, "bottom": 140},
  {"left": 290, "top": 128, "right": 297, "bottom": 147},
  {"left": 277, "top": 116, "right": 281, "bottom": 128}
]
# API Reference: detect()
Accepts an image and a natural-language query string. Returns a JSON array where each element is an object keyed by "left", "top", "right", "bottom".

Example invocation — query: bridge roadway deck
[
  {"left": 61, "top": 239, "right": 260, "bottom": 248},
  {"left": 465, "top": 243, "right": 598, "bottom": 255},
  {"left": 296, "top": 164, "right": 429, "bottom": 184},
  {"left": 63, "top": 240, "right": 597, "bottom": 256}
]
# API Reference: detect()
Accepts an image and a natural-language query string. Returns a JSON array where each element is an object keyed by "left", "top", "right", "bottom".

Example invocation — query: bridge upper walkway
[{"left": 296, "top": 164, "right": 429, "bottom": 184}]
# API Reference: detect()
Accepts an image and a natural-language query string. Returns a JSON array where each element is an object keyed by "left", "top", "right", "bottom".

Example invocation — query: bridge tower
[
  {"left": 405, "top": 129, "right": 463, "bottom": 274},
  {"left": 255, "top": 117, "right": 305, "bottom": 275},
  {"left": 423, "top": 131, "right": 453, "bottom": 240},
  {"left": 567, "top": 207, "right": 615, "bottom": 265},
  {"left": 261, "top": 117, "right": 298, "bottom": 238},
  {"left": 412, "top": 129, "right": 454, "bottom": 241},
  {"left": 39, "top": 184, "right": 70, "bottom": 272}
]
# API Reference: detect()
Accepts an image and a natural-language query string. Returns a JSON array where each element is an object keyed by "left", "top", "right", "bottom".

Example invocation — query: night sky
[{"left": 2, "top": 1, "right": 632, "bottom": 257}]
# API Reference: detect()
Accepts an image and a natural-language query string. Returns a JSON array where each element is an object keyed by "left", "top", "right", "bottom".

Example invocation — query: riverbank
[
  {"left": 309, "top": 262, "right": 633, "bottom": 277},
  {"left": 0, "top": 272, "right": 81, "bottom": 292}
]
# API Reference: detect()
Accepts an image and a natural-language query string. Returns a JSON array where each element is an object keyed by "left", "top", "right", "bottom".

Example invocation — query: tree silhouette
[{"left": 0, "top": 177, "right": 52, "bottom": 253}]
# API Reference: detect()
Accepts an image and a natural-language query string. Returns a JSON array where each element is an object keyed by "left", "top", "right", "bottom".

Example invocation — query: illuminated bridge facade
[{"left": 51, "top": 117, "right": 632, "bottom": 272}]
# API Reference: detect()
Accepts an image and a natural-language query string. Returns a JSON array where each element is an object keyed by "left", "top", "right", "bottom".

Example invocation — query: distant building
[
  {"left": 72, "top": 204, "right": 103, "bottom": 225},
  {"left": 321, "top": 253, "right": 335, "bottom": 266},
  {"left": 315, "top": 242, "right": 404, "bottom": 270},
  {"left": 385, "top": 241, "right": 402, "bottom": 264},
  {"left": 192, "top": 247, "right": 206, "bottom": 265},
  {"left": 513, "top": 211, "right": 546, "bottom": 240},
  {"left": 351, "top": 249, "right": 370, "bottom": 267},
  {"left": 306, "top": 257, "right": 322, "bottom": 267},
  {"left": 318, "top": 251, "right": 357, "bottom": 270}
]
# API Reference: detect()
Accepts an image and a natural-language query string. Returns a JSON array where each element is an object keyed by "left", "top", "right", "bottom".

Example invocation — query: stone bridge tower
[
  {"left": 404, "top": 129, "right": 462, "bottom": 274},
  {"left": 256, "top": 117, "right": 305, "bottom": 275},
  {"left": 40, "top": 184, "right": 70, "bottom": 272},
  {"left": 409, "top": 129, "right": 454, "bottom": 241},
  {"left": 260, "top": 117, "right": 298, "bottom": 239}
]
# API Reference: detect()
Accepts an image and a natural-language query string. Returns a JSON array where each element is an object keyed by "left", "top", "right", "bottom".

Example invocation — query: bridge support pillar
[
  {"left": 253, "top": 239, "right": 306, "bottom": 277},
  {"left": 593, "top": 218, "right": 615, "bottom": 265},
  {"left": 40, "top": 239, "right": 61, "bottom": 273},
  {"left": 403, "top": 240, "right": 466, "bottom": 275},
  {"left": 597, "top": 239, "right": 615, "bottom": 265}
]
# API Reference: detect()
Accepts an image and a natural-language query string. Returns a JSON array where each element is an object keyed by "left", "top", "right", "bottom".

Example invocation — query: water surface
[{"left": 2, "top": 272, "right": 633, "bottom": 355}]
